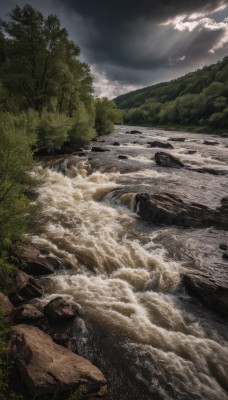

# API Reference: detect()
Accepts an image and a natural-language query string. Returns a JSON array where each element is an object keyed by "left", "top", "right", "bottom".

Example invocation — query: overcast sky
[{"left": 0, "top": 0, "right": 228, "bottom": 98}]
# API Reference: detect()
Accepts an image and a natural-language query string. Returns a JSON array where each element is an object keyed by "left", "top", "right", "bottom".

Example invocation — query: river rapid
[{"left": 32, "top": 126, "right": 228, "bottom": 400}]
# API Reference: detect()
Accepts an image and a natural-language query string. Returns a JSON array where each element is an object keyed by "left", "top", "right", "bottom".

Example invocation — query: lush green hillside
[{"left": 115, "top": 57, "right": 228, "bottom": 132}]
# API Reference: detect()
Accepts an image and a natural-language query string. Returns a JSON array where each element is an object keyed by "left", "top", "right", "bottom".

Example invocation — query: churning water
[{"left": 32, "top": 127, "right": 228, "bottom": 400}]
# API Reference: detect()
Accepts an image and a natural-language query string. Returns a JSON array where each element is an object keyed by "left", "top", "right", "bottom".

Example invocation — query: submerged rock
[
  {"left": 169, "top": 137, "right": 186, "bottom": 142},
  {"left": 113, "top": 142, "right": 120, "bottom": 146},
  {"left": 135, "top": 192, "right": 228, "bottom": 229},
  {"left": 43, "top": 296, "right": 79, "bottom": 324},
  {"left": 9, "top": 324, "right": 107, "bottom": 398},
  {"left": 220, "top": 243, "right": 228, "bottom": 251},
  {"left": 91, "top": 147, "right": 110, "bottom": 152},
  {"left": 155, "top": 152, "right": 184, "bottom": 168},
  {"left": 147, "top": 141, "right": 174, "bottom": 149},
  {"left": 118, "top": 155, "right": 128, "bottom": 159},
  {"left": 1, "top": 269, "right": 42, "bottom": 306},
  {"left": 203, "top": 140, "right": 219, "bottom": 145}
]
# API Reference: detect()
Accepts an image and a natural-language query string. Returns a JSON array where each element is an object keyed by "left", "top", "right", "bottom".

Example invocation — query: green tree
[{"left": 95, "top": 98, "right": 122, "bottom": 135}]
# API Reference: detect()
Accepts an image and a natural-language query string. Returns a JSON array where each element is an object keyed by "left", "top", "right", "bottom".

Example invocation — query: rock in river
[
  {"left": 155, "top": 152, "right": 184, "bottom": 168},
  {"left": 43, "top": 296, "right": 79, "bottom": 324},
  {"left": 9, "top": 324, "right": 107, "bottom": 398},
  {"left": 183, "top": 271, "right": 228, "bottom": 315},
  {"left": 135, "top": 192, "right": 228, "bottom": 229},
  {"left": 12, "top": 304, "right": 43, "bottom": 323},
  {"left": 147, "top": 141, "right": 174, "bottom": 149},
  {"left": 20, "top": 244, "right": 55, "bottom": 276}
]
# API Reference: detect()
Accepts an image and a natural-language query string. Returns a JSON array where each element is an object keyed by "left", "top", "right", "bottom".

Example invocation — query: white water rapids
[{"left": 32, "top": 127, "right": 228, "bottom": 400}]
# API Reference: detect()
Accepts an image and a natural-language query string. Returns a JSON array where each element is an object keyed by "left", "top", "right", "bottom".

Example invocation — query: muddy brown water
[{"left": 33, "top": 126, "right": 228, "bottom": 400}]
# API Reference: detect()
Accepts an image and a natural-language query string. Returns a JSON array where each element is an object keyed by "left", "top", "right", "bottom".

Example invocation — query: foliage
[
  {"left": 95, "top": 97, "right": 123, "bottom": 135},
  {"left": 115, "top": 57, "right": 228, "bottom": 132}
]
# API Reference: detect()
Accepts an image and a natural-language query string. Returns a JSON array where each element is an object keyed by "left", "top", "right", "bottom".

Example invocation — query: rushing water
[{"left": 32, "top": 126, "right": 228, "bottom": 400}]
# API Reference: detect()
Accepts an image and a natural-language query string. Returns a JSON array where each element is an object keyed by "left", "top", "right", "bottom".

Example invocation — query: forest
[{"left": 115, "top": 56, "right": 228, "bottom": 133}]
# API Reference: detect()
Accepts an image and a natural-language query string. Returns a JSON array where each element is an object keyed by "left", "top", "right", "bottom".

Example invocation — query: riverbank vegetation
[
  {"left": 0, "top": 3, "right": 122, "bottom": 266},
  {"left": 115, "top": 57, "right": 228, "bottom": 133}
]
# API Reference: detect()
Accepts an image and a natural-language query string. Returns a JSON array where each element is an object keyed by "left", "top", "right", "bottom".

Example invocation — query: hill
[{"left": 114, "top": 57, "right": 228, "bottom": 132}]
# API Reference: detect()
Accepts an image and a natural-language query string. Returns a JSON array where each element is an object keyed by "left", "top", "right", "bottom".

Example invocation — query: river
[{"left": 32, "top": 126, "right": 228, "bottom": 400}]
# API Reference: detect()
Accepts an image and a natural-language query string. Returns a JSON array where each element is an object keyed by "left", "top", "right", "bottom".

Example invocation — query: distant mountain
[{"left": 114, "top": 57, "right": 228, "bottom": 132}]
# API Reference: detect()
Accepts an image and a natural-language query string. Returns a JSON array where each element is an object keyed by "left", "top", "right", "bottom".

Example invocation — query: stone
[
  {"left": 155, "top": 152, "right": 184, "bottom": 168},
  {"left": 9, "top": 324, "right": 107, "bottom": 397},
  {"left": 118, "top": 155, "right": 128, "bottom": 159},
  {"left": 91, "top": 147, "right": 110, "bottom": 152},
  {"left": 113, "top": 142, "right": 120, "bottom": 146},
  {"left": 147, "top": 141, "right": 174, "bottom": 149},
  {"left": 183, "top": 271, "right": 228, "bottom": 315},
  {"left": 12, "top": 304, "right": 43, "bottom": 323},
  {"left": 223, "top": 252, "right": 228, "bottom": 261},
  {"left": 21, "top": 244, "right": 55, "bottom": 276},
  {"left": 221, "top": 133, "right": 228, "bottom": 138},
  {"left": 187, "top": 150, "right": 197, "bottom": 154},
  {"left": 194, "top": 167, "right": 227, "bottom": 176},
  {"left": 1, "top": 269, "right": 42, "bottom": 306},
  {"left": 135, "top": 192, "right": 228, "bottom": 229},
  {"left": 203, "top": 140, "right": 219, "bottom": 145},
  {"left": 0, "top": 292, "right": 14, "bottom": 316},
  {"left": 130, "top": 130, "right": 142, "bottom": 134},
  {"left": 43, "top": 297, "right": 79, "bottom": 324},
  {"left": 220, "top": 243, "right": 228, "bottom": 251},
  {"left": 169, "top": 137, "right": 185, "bottom": 142}
]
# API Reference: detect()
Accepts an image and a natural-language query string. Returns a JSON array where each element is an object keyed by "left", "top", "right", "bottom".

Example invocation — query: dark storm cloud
[
  {"left": 62, "top": 0, "right": 227, "bottom": 25},
  {"left": 0, "top": 0, "right": 228, "bottom": 96}
]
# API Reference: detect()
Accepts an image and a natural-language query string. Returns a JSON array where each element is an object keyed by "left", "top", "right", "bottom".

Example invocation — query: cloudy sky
[{"left": 0, "top": 0, "right": 228, "bottom": 98}]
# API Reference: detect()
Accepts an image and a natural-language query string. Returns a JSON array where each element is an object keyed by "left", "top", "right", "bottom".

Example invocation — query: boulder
[
  {"left": 220, "top": 243, "right": 228, "bottom": 251},
  {"left": 221, "top": 133, "right": 228, "bottom": 138},
  {"left": 130, "top": 130, "right": 142, "bottom": 134},
  {"left": 203, "top": 140, "right": 219, "bottom": 145},
  {"left": 147, "top": 141, "right": 174, "bottom": 149},
  {"left": 43, "top": 297, "right": 78, "bottom": 324},
  {"left": 12, "top": 304, "right": 43, "bottom": 323},
  {"left": 9, "top": 324, "right": 107, "bottom": 397},
  {"left": 155, "top": 152, "right": 184, "bottom": 168},
  {"left": 187, "top": 150, "right": 197, "bottom": 154},
  {"left": 118, "top": 155, "right": 128, "bottom": 160},
  {"left": 183, "top": 272, "right": 228, "bottom": 315},
  {"left": 223, "top": 252, "right": 228, "bottom": 261},
  {"left": 1, "top": 269, "right": 42, "bottom": 306},
  {"left": 0, "top": 292, "right": 14, "bottom": 316},
  {"left": 135, "top": 192, "right": 228, "bottom": 229},
  {"left": 21, "top": 244, "right": 55, "bottom": 276},
  {"left": 113, "top": 142, "right": 120, "bottom": 146},
  {"left": 91, "top": 147, "right": 110, "bottom": 152}
]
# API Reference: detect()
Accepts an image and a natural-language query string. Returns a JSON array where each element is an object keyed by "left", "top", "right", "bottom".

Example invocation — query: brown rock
[
  {"left": 0, "top": 292, "right": 14, "bottom": 316},
  {"left": 9, "top": 324, "right": 107, "bottom": 397},
  {"left": 1, "top": 269, "right": 42, "bottom": 306},
  {"left": 135, "top": 192, "right": 228, "bottom": 229},
  {"left": 169, "top": 137, "right": 185, "bottom": 142},
  {"left": 21, "top": 244, "right": 55, "bottom": 276},
  {"left": 43, "top": 297, "right": 78, "bottom": 324},
  {"left": 183, "top": 271, "right": 228, "bottom": 315},
  {"left": 155, "top": 152, "right": 184, "bottom": 168},
  {"left": 12, "top": 304, "right": 43, "bottom": 323}
]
